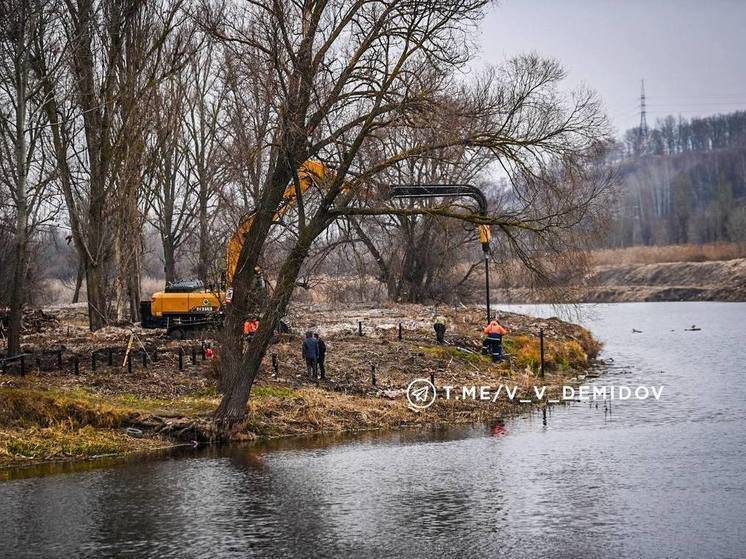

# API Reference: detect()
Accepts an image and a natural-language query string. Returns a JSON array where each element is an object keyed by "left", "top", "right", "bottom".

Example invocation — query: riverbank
[
  {"left": 492, "top": 258, "right": 746, "bottom": 303},
  {"left": 0, "top": 303, "right": 600, "bottom": 471},
  {"left": 480, "top": 244, "right": 746, "bottom": 303}
]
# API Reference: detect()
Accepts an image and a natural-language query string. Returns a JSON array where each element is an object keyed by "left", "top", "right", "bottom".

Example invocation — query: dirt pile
[
  {"left": 486, "top": 258, "right": 746, "bottom": 303},
  {"left": 0, "top": 308, "right": 60, "bottom": 337}
]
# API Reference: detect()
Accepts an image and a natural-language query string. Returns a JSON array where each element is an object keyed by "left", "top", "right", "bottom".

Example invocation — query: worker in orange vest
[
  {"left": 243, "top": 318, "right": 259, "bottom": 339},
  {"left": 483, "top": 319, "right": 508, "bottom": 362}
]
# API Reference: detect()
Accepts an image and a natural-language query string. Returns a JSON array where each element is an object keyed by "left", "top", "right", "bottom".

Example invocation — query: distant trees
[
  {"left": 33, "top": 0, "right": 189, "bottom": 329},
  {"left": 0, "top": 0, "right": 60, "bottom": 355},
  {"left": 625, "top": 112, "right": 746, "bottom": 157},
  {"left": 610, "top": 111, "right": 746, "bottom": 247}
]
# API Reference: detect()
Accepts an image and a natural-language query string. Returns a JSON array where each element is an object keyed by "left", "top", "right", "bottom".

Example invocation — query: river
[{"left": 1, "top": 302, "right": 745, "bottom": 558}]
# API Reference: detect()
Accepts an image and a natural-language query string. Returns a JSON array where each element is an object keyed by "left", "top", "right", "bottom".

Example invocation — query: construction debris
[{"left": 0, "top": 308, "right": 60, "bottom": 336}]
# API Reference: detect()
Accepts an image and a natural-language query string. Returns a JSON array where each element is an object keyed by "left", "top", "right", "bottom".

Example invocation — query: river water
[{"left": 1, "top": 302, "right": 745, "bottom": 558}]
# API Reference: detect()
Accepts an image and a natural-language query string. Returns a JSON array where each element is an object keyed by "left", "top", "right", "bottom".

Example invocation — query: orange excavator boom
[{"left": 225, "top": 160, "right": 329, "bottom": 285}]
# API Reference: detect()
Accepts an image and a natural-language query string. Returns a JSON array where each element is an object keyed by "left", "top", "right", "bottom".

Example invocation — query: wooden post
[
  {"left": 398, "top": 322, "right": 402, "bottom": 340},
  {"left": 371, "top": 364, "right": 376, "bottom": 386},
  {"left": 272, "top": 354, "right": 278, "bottom": 375},
  {"left": 358, "top": 321, "right": 362, "bottom": 336},
  {"left": 178, "top": 347, "right": 184, "bottom": 371},
  {"left": 539, "top": 328, "right": 545, "bottom": 379},
  {"left": 430, "top": 370, "right": 435, "bottom": 385}
]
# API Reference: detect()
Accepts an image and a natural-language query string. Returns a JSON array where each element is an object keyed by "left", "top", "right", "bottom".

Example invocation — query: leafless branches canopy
[
  {"left": 193, "top": 0, "right": 611, "bottom": 424},
  {"left": 0, "top": 0, "right": 611, "bottom": 426}
]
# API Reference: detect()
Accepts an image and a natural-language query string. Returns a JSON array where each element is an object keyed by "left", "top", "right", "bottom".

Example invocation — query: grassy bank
[{"left": 0, "top": 304, "right": 601, "bottom": 470}]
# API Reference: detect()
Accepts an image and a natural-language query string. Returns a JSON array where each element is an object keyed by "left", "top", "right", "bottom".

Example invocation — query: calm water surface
[{"left": 1, "top": 302, "right": 745, "bottom": 558}]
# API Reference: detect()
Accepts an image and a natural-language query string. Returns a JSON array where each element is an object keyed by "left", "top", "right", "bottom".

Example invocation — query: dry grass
[
  {"left": 242, "top": 387, "right": 403, "bottom": 436},
  {"left": 593, "top": 243, "right": 746, "bottom": 266},
  {"left": 504, "top": 335, "right": 588, "bottom": 372},
  {"left": 36, "top": 275, "right": 166, "bottom": 306},
  {"left": 0, "top": 387, "right": 130, "bottom": 428},
  {"left": 0, "top": 387, "right": 172, "bottom": 465},
  {"left": 0, "top": 426, "right": 165, "bottom": 464},
  {"left": 1, "top": 303, "right": 601, "bottom": 467}
]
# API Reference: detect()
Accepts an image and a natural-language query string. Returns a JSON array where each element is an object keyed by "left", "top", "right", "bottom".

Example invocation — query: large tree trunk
[
  {"left": 163, "top": 236, "right": 176, "bottom": 284},
  {"left": 127, "top": 240, "right": 141, "bottom": 322},
  {"left": 85, "top": 262, "right": 108, "bottom": 331},
  {"left": 114, "top": 195, "right": 142, "bottom": 322},
  {"left": 7, "top": 38, "right": 29, "bottom": 357},
  {"left": 215, "top": 222, "right": 323, "bottom": 425},
  {"left": 114, "top": 235, "right": 128, "bottom": 321},
  {"left": 214, "top": 26, "right": 324, "bottom": 424},
  {"left": 218, "top": 154, "right": 302, "bottom": 390},
  {"left": 7, "top": 234, "right": 27, "bottom": 357}
]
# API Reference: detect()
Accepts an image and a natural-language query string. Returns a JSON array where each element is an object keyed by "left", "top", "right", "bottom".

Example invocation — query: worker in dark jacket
[
  {"left": 314, "top": 333, "right": 326, "bottom": 379},
  {"left": 302, "top": 331, "right": 319, "bottom": 379}
]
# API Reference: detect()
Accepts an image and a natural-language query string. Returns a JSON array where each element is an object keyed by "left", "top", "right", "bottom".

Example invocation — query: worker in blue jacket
[{"left": 302, "top": 331, "right": 319, "bottom": 379}]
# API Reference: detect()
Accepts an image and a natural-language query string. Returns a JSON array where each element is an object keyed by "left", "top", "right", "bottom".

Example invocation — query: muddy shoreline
[{"left": 1, "top": 303, "right": 601, "bottom": 473}]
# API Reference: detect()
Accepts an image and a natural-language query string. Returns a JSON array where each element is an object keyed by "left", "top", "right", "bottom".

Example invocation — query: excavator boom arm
[{"left": 225, "top": 160, "right": 328, "bottom": 285}]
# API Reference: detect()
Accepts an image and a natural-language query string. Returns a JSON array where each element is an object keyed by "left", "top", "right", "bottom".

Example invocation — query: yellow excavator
[{"left": 141, "top": 161, "right": 328, "bottom": 338}]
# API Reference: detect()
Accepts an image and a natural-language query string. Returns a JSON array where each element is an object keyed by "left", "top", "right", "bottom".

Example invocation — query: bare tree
[
  {"left": 147, "top": 72, "right": 198, "bottom": 284},
  {"left": 33, "top": 0, "right": 189, "bottom": 330},
  {"left": 200, "top": 1, "right": 610, "bottom": 427},
  {"left": 181, "top": 41, "right": 228, "bottom": 286},
  {"left": 0, "top": 0, "right": 59, "bottom": 354},
  {"left": 346, "top": 107, "right": 496, "bottom": 302}
]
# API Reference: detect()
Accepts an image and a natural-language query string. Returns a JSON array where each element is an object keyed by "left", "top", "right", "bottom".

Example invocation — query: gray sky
[{"left": 475, "top": 0, "right": 746, "bottom": 136}]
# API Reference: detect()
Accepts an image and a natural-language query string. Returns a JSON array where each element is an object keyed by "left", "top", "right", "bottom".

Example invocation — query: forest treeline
[{"left": 609, "top": 111, "right": 746, "bottom": 247}]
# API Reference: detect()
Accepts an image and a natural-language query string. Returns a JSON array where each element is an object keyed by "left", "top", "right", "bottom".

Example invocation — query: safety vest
[
  {"left": 243, "top": 320, "right": 259, "bottom": 334},
  {"left": 484, "top": 321, "right": 507, "bottom": 335}
]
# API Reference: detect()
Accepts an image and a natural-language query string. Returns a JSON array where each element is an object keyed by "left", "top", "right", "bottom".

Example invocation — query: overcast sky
[{"left": 475, "top": 0, "right": 746, "bottom": 136}]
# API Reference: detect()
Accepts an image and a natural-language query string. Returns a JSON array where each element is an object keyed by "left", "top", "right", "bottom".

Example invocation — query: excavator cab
[{"left": 140, "top": 279, "right": 223, "bottom": 338}]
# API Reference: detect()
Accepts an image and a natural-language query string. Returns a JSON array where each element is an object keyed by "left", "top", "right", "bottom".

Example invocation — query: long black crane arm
[
  {"left": 389, "top": 184, "right": 493, "bottom": 322},
  {"left": 390, "top": 185, "right": 487, "bottom": 216},
  {"left": 390, "top": 185, "right": 491, "bottom": 250}
]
